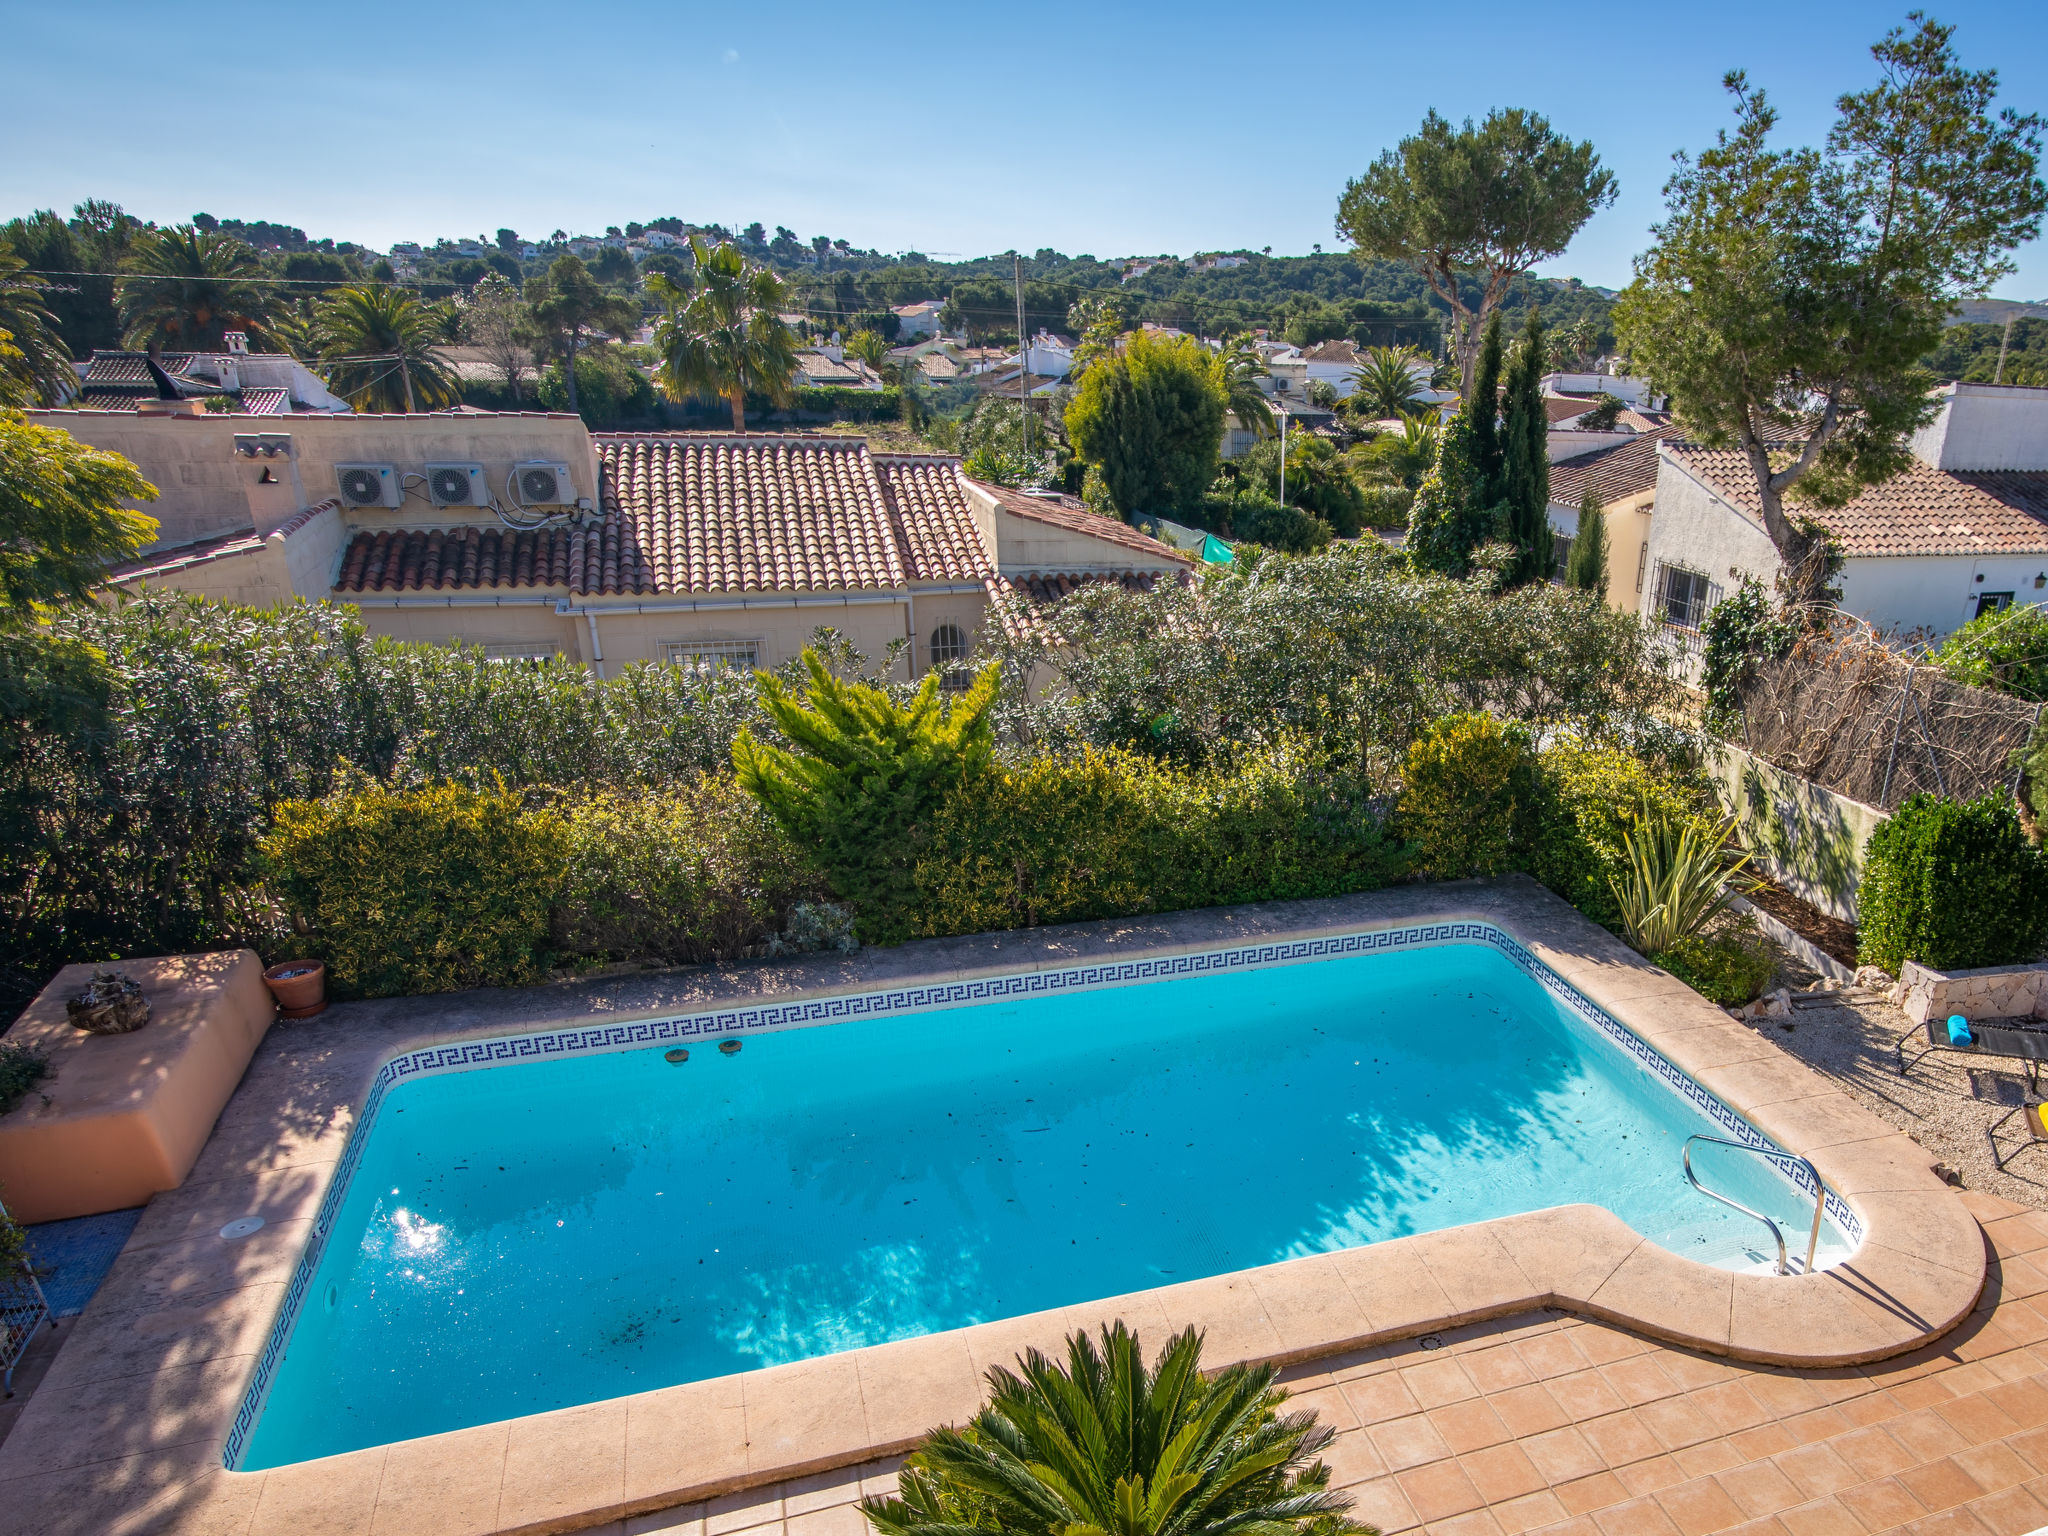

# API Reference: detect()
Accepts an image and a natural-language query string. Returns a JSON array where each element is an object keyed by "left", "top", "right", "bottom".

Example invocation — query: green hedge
[
  {"left": 909, "top": 743, "right": 1409, "bottom": 935},
  {"left": 790, "top": 386, "right": 902, "bottom": 420},
  {"left": 264, "top": 782, "right": 569, "bottom": 998},
  {"left": 1858, "top": 793, "right": 2048, "bottom": 972}
]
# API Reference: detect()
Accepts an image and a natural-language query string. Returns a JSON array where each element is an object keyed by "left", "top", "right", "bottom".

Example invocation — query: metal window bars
[{"left": 1, "top": 1201, "right": 54, "bottom": 1397}]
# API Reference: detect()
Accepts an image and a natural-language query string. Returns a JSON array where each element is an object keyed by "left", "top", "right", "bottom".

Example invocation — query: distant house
[
  {"left": 1641, "top": 382, "right": 2048, "bottom": 641},
  {"left": 792, "top": 349, "right": 885, "bottom": 390},
  {"left": 72, "top": 338, "right": 351, "bottom": 417},
  {"left": 892, "top": 300, "right": 945, "bottom": 339},
  {"left": 1194, "top": 254, "right": 1249, "bottom": 271},
  {"left": 1545, "top": 428, "right": 1675, "bottom": 607},
  {"left": 642, "top": 230, "right": 683, "bottom": 250},
  {"left": 1008, "top": 332, "right": 1075, "bottom": 379},
  {"left": 1540, "top": 372, "right": 1666, "bottom": 411},
  {"left": 1121, "top": 260, "right": 1167, "bottom": 283}
]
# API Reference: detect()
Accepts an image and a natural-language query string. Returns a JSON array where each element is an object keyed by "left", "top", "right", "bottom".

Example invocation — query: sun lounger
[
  {"left": 1895, "top": 1016, "right": 2048, "bottom": 1093},
  {"left": 1974, "top": 1070, "right": 2048, "bottom": 1170}
]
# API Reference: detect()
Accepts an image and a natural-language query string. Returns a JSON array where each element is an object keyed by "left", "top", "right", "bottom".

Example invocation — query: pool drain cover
[
  {"left": 219, "top": 1216, "right": 265, "bottom": 1241},
  {"left": 718, "top": 1039, "right": 742, "bottom": 1055},
  {"left": 664, "top": 1048, "right": 688, "bottom": 1063}
]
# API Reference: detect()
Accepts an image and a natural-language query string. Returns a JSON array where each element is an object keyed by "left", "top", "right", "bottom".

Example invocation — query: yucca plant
[
  {"left": 862, "top": 1322, "right": 1373, "bottom": 1536},
  {"left": 1611, "top": 810, "right": 1753, "bottom": 956}
]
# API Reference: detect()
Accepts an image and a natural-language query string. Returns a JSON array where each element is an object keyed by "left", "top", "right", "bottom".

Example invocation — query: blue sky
[{"left": 4, "top": 0, "right": 2044, "bottom": 297}]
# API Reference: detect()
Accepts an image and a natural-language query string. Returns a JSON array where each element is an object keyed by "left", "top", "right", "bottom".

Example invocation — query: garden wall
[
  {"left": 1707, "top": 742, "right": 1887, "bottom": 923},
  {"left": 1898, "top": 957, "right": 2048, "bottom": 1024}
]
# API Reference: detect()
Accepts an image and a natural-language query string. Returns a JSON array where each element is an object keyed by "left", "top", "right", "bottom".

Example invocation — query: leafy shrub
[
  {"left": 1699, "top": 578, "right": 1796, "bottom": 730},
  {"left": 735, "top": 650, "right": 999, "bottom": 944},
  {"left": 1611, "top": 815, "right": 1749, "bottom": 955},
  {"left": 1858, "top": 793, "right": 2048, "bottom": 972},
  {"left": 554, "top": 778, "right": 826, "bottom": 965},
  {"left": 1397, "top": 713, "right": 1536, "bottom": 878},
  {"left": 1526, "top": 735, "right": 1715, "bottom": 929},
  {"left": 0, "top": 1038, "right": 51, "bottom": 1117},
  {"left": 536, "top": 348, "right": 657, "bottom": 429},
  {"left": 1236, "top": 499, "right": 1334, "bottom": 553},
  {"left": 0, "top": 1202, "right": 35, "bottom": 1283},
  {"left": 1655, "top": 917, "right": 1775, "bottom": 1006},
  {"left": 263, "top": 781, "right": 569, "bottom": 998},
  {"left": 1933, "top": 603, "right": 2048, "bottom": 702},
  {"left": 911, "top": 742, "right": 1408, "bottom": 934},
  {"left": 1357, "top": 480, "right": 1414, "bottom": 529}
]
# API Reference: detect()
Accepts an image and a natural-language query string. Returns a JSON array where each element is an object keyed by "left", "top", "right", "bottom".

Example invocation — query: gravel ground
[{"left": 1744, "top": 942, "right": 2048, "bottom": 1210}]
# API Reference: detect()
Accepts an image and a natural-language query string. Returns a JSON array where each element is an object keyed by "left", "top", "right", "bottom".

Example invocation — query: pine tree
[
  {"left": 1500, "top": 310, "right": 1552, "bottom": 585},
  {"left": 1565, "top": 486, "right": 1610, "bottom": 599}
]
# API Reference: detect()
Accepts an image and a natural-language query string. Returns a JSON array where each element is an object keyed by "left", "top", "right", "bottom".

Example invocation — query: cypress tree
[
  {"left": 1500, "top": 310, "right": 1553, "bottom": 585},
  {"left": 1405, "top": 311, "right": 1512, "bottom": 578},
  {"left": 1565, "top": 486, "right": 1610, "bottom": 599},
  {"left": 1467, "top": 312, "right": 1505, "bottom": 502}
]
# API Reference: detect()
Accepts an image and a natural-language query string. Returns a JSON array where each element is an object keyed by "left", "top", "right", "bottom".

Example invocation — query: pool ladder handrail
[{"left": 1681, "top": 1134, "right": 1830, "bottom": 1276}]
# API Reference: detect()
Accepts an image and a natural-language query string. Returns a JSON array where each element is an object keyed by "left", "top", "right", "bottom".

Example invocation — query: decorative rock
[
  {"left": 65, "top": 970, "right": 150, "bottom": 1034},
  {"left": 1855, "top": 965, "right": 1894, "bottom": 990}
]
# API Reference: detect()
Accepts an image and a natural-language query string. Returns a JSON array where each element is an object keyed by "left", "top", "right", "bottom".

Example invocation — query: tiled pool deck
[{"left": 0, "top": 879, "right": 1995, "bottom": 1535}]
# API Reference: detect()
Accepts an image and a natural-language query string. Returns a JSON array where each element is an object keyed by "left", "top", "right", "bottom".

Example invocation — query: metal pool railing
[{"left": 1681, "top": 1134, "right": 1831, "bottom": 1276}]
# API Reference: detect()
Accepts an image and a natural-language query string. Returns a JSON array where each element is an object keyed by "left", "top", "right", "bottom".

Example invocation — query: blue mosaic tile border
[{"left": 221, "top": 919, "right": 1860, "bottom": 1469}]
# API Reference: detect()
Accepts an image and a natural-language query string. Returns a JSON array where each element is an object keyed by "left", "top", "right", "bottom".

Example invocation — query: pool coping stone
[{"left": 0, "top": 877, "right": 1986, "bottom": 1536}]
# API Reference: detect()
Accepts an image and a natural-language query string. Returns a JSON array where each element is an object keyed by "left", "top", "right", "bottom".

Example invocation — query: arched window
[{"left": 929, "top": 623, "right": 968, "bottom": 666}]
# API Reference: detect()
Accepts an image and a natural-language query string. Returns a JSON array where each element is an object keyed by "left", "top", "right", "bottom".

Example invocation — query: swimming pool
[{"left": 230, "top": 924, "right": 1857, "bottom": 1469}]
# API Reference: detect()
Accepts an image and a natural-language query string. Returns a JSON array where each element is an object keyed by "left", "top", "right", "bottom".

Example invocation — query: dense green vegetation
[{"left": 1859, "top": 794, "right": 2048, "bottom": 973}]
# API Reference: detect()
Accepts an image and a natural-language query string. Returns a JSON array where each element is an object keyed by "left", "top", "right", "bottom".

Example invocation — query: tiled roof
[
  {"left": 872, "top": 457, "right": 993, "bottom": 582},
  {"left": 1668, "top": 446, "right": 2048, "bottom": 557},
  {"left": 238, "top": 388, "right": 291, "bottom": 415},
  {"left": 83, "top": 352, "right": 200, "bottom": 386},
  {"left": 968, "top": 480, "right": 1193, "bottom": 565},
  {"left": 1549, "top": 429, "right": 1674, "bottom": 508},
  {"left": 600, "top": 435, "right": 906, "bottom": 593},
  {"left": 336, "top": 526, "right": 577, "bottom": 592},
  {"left": 1544, "top": 397, "right": 1594, "bottom": 424},
  {"left": 1300, "top": 341, "right": 1362, "bottom": 363},
  {"left": 112, "top": 498, "right": 343, "bottom": 583}
]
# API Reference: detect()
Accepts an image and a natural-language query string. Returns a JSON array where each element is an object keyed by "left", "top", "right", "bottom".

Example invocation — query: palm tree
[
  {"left": 116, "top": 226, "right": 274, "bottom": 355},
  {"left": 0, "top": 249, "right": 74, "bottom": 405},
  {"left": 863, "top": 1323, "right": 1372, "bottom": 1536},
  {"left": 649, "top": 237, "right": 800, "bottom": 431},
  {"left": 845, "top": 328, "right": 887, "bottom": 372},
  {"left": 311, "top": 285, "right": 458, "bottom": 412},
  {"left": 1351, "top": 347, "right": 1428, "bottom": 420},
  {"left": 1216, "top": 332, "right": 1274, "bottom": 439}
]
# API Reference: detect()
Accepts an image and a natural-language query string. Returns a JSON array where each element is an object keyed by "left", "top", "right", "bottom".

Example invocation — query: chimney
[
  {"left": 224, "top": 331, "right": 249, "bottom": 355},
  {"left": 233, "top": 432, "right": 305, "bottom": 534}
]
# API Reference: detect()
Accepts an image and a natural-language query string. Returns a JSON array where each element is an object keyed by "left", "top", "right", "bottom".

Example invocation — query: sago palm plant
[
  {"left": 1611, "top": 811, "right": 1753, "bottom": 956},
  {"left": 862, "top": 1323, "right": 1373, "bottom": 1536}
]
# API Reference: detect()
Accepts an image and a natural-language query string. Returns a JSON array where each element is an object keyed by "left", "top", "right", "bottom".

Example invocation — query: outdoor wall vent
[
  {"left": 424, "top": 462, "right": 489, "bottom": 508},
  {"left": 334, "top": 463, "right": 401, "bottom": 508}
]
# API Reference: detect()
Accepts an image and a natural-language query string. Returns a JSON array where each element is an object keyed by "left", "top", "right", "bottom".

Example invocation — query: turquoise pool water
[{"left": 236, "top": 938, "right": 1852, "bottom": 1468}]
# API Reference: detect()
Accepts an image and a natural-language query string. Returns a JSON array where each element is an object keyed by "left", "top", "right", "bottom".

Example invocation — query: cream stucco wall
[
  {"left": 1545, "top": 487, "right": 1654, "bottom": 612},
  {"left": 28, "top": 409, "right": 600, "bottom": 552}
]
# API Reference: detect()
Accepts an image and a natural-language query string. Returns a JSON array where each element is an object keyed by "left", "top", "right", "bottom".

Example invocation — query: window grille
[
  {"left": 1977, "top": 592, "right": 2015, "bottom": 619},
  {"left": 1653, "top": 562, "right": 1716, "bottom": 631},
  {"left": 664, "top": 638, "right": 761, "bottom": 674},
  {"left": 928, "top": 623, "right": 970, "bottom": 690},
  {"left": 480, "top": 640, "right": 559, "bottom": 664},
  {"left": 1551, "top": 534, "right": 1574, "bottom": 583}
]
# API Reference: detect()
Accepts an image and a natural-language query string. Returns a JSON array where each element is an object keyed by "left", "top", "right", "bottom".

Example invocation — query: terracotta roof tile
[
  {"left": 1549, "top": 428, "right": 1674, "bottom": 508},
  {"left": 969, "top": 480, "right": 1194, "bottom": 566},
  {"left": 238, "top": 387, "right": 291, "bottom": 415},
  {"left": 873, "top": 457, "right": 994, "bottom": 582},
  {"left": 983, "top": 569, "right": 1188, "bottom": 641},
  {"left": 335, "top": 525, "right": 578, "bottom": 593},
  {"left": 1669, "top": 445, "right": 2048, "bottom": 557}
]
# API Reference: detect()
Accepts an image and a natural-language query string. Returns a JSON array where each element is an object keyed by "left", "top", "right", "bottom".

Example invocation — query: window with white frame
[
  {"left": 664, "top": 638, "right": 761, "bottom": 674},
  {"left": 480, "top": 640, "right": 560, "bottom": 664},
  {"left": 928, "top": 622, "right": 969, "bottom": 689}
]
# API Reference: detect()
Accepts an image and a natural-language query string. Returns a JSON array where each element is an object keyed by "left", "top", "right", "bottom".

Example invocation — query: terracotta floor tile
[
  {"left": 1429, "top": 1398, "right": 1513, "bottom": 1454},
  {"left": 1342, "top": 1475, "right": 1419, "bottom": 1535},
  {"left": 1962, "top": 1481, "right": 2048, "bottom": 1532},
  {"left": 1492, "top": 1488, "right": 1569, "bottom": 1535},
  {"left": 1888, "top": 1376, "right": 1962, "bottom": 1412},
  {"left": 1671, "top": 1441, "right": 1746, "bottom": 1481},
  {"left": 1652, "top": 1475, "right": 1747, "bottom": 1536},
  {"left": 1590, "top": 1494, "right": 1685, "bottom": 1535},
  {"left": 1835, "top": 1476, "right": 1928, "bottom": 1531},
  {"left": 1827, "top": 1424, "right": 1915, "bottom": 1481},
  {"left": 1493, "top": 1384, "right": 1572, "bottom": 1438},
  {"left": 1393, "top": 1458, "right": 1483, "bottom": 1523},
  {"left": 1459, "top": 1444, "right": 1546, "bottom": 1504},
  {"left": 1895, "top": 1457, "right": 1988, "bottom": 1514},
  {"left": 1603, "top": 1356, "right": 1683, "bottom": 1407},
  {"left": 1546, "top": 1370, "right": 1629, "bottom": 1423},
  {"left": 1774, "top": 1499, "right": 1864, "bottom": 1536},
  {"left": 1951, "top": 1438, "right": 2032, "bottom": 1495},
  {"left": 1719, "top": 1520, "right": 1792, "bottom": 1536},
  {"left": 1638, "top": 1396, "right": 1723, "bottom": 1453},
  {"left": 1555, "top": 1472, "right": 1632, "bottom": 1516},
  {"left": 1575, "top": 1326, "right": 1654, "bottom": 1367},
  {"left": 1401, "top": 1356, "right": 1480, "bottom": 1410},
  {"left": 1729, "top": 1423, "right": 1798, "bottom": 1463},
  {"left": 1581, "top": 1409, "right": 1663, "bottom": 1469},
  {"left": 1521, "top": 1518, "right": 1601, "bottom": 1536},
  {"left": 1344, "top": 1372, "right": 1424, "bottom": 1427},
  {"left": 1517, "top": 1333, "right": 1594, "bottom": 1381},
  {"left": 1747, "top": 1375, "right": 1829, "bottom": 1419},
  {"left": 1770, "top": 1442, "right": 1861, "bottom": 1501},
  {"left": 1889, "top": 1408, "right": 1974, "bottom": 1464},
  {"left": 1691, "top": 1383, "right": 1772, "bottom": 1435},
  {"left": 1321, "top": 1426, "right": 1390, "bottom": 1487},
  {"left": 1465, "top": 1344, "right": 1538, "bottom": 1395},
  {"left": 1934, "top": 1394, "right": 2023, "bottom": 1447},
  {"left": 2007, "top": 1423, "right": 2048, "bottom": 1473},
  {"left": 1616, "top": 1455, "right": 1689, "bottom": 1496},
  {"left": 1522, "top": 1426, "right": 1607, "bottom": 1486},
  {"left": 1419, "top": 1510, "right": 1505, "bottom": 1536},
  {"left": 1778, "top": 1408, "right": 1852, "bottom": 1449},
  {"left": 1368, "top": 1413, "right": 1454, "bottom": 1474},
  {"left": 1714, "top": 1461, "right": 1805, "bottom": 1520},
  {"left": 1983, "top": 1377, "right": 2048, "bottom": 1428},
  {"left": 1892, "top": 1510, "right": 1995, "bottom": 1535},
  {"left": 1834, "top": 1390, "right": 1908, "bottom": 1430}
]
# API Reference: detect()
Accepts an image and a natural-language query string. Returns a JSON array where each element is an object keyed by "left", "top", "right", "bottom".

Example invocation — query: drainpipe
[
  {"left": 906, "top": 588, "right": 918, "bottom": 680},
  {"left": 584, "top": 611, "right": 606, "bottom": 679}
]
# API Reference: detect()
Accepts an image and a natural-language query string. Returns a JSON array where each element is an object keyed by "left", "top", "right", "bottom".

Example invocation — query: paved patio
[{"left": 608, "top": 1191, "right": 2048, "bottom": 1536}]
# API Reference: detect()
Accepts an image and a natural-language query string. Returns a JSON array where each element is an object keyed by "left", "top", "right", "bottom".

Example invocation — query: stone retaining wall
[{"left": 1899, "top": 957, "right": 2048, "bottom": 1023}]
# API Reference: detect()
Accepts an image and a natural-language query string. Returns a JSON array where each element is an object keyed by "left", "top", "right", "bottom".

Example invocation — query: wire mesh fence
[{"left": 1733, "top": 619, "right": 2043, "bottom": 812}]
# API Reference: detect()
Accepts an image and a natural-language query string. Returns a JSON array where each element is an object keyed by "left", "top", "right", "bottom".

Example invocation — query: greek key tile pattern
[{"left": 222, "top": 920, "right": 1858, "bottom": 1468}]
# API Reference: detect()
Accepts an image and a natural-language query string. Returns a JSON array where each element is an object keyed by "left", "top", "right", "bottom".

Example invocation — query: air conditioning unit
[
  {"left": 514, "top": 461, "right": 574, "bottom": 507},
  {"left": 425, "top": 462, "right": 489, "bottom": 508},
  {"left": 334, "top": 462, "right": 401, "bottom": 508}
]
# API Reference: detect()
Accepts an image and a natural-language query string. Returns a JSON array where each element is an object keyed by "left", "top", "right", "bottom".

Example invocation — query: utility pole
[
  {"left": 1278, "top": 408, "right": 1289, "bottom": 508},
  {"left": 1014, "top": 252, "right": 1030, "bottom": 460},
  {"left": 399, "top": 355, "right": 417, "bottom": 414}
]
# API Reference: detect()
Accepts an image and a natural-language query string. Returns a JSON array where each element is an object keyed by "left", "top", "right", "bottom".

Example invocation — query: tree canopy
[
  {"left": 312, "top": 284, "right": 458, "bottom": 412},
  {"left": 117, "top": 225, "right": 275, "bottom": 354},
  {"left": 648, "top": 237, "right": 801, "bottom": 432},
  {"left": 1615, "top": 16, "right": 2045, "bottom": 594},
  {"left": 1337, "top": 108, "right": 1616, "bottom": 392},
  {"left": 0, "top": 415, "right": 157, "bottom": 626},
  {"left": 523, "top": 254, "right": 639, "bottom": 415},
  {"left": 0, "top": 250, "right": 72, "bottom": 406},
  {"left": 1065, "top": 329, "right": 1226, "bottom": 518}
]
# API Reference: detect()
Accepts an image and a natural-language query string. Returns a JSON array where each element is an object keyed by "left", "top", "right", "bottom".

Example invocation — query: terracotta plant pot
[{"left": 263, "top": 960, "right": 326, "bottom": 1018}]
